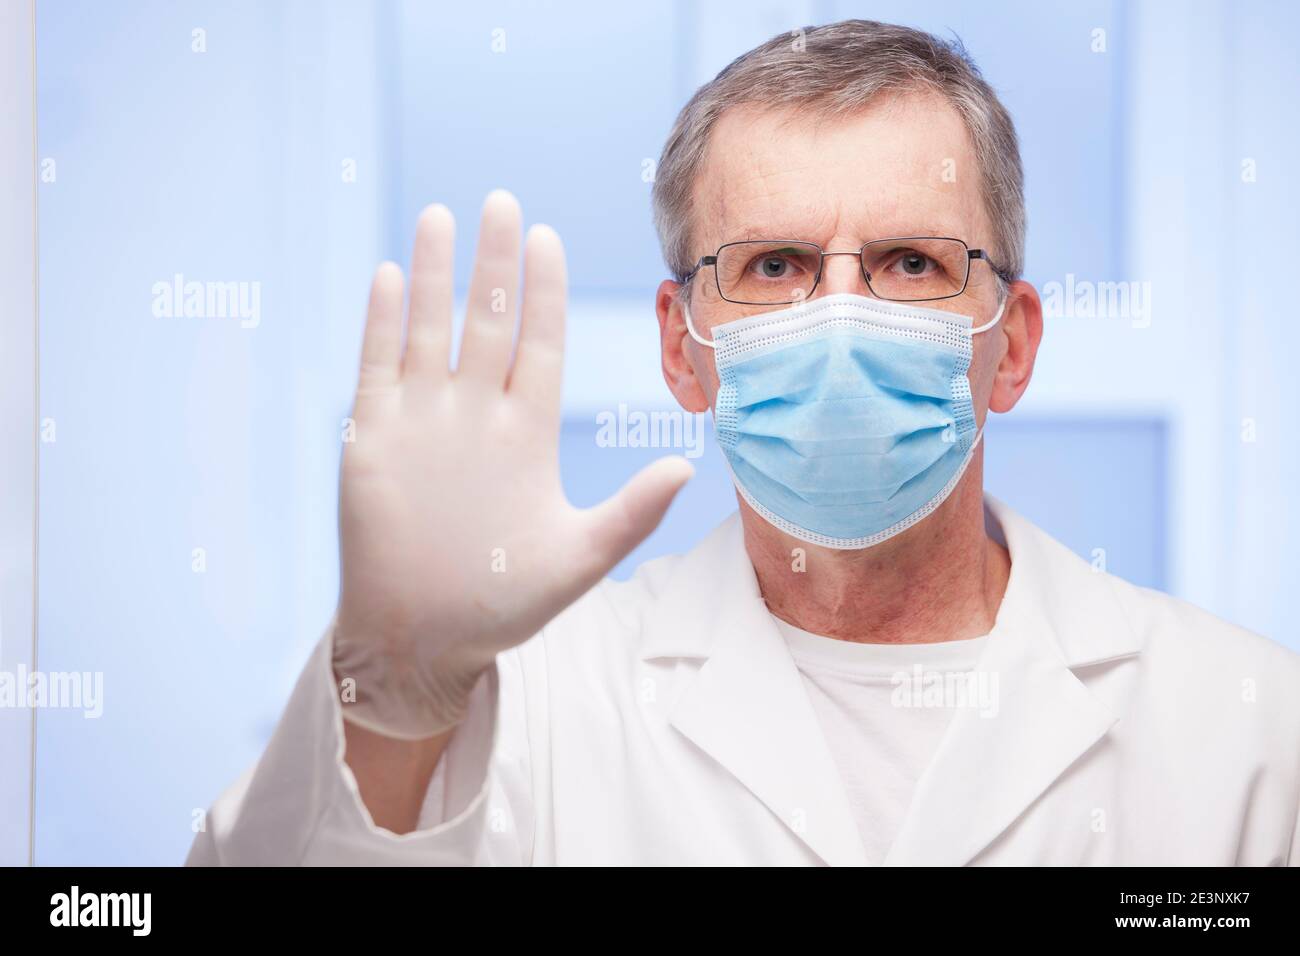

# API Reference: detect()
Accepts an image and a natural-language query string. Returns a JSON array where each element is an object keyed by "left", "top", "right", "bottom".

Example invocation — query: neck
[{"left": 742, "top": 463, "right": 1009, "bottom": 645}]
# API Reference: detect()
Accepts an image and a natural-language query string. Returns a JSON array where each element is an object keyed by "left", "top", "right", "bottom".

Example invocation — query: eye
[
  {"left": 748, "top": 249, "right": 811, "bottom": 280},
  {"left": 752, "top": 255, "right": 791, "bottom": 278},
  {"left": 893, "top": 251, "right": 936, "bottom": 277}
]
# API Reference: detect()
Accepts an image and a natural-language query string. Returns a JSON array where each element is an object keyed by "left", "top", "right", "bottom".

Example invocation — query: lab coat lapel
[
  {"left": 883, "top": 497, "right": 1142, "bottom": 865},
  {"left": 881, "top": 605, "right": 1117, "bottom": 865},
  {"left": 641, "top": 515, "right": 871, "bottom": 867},
  {"left": 639, "top": 498, "right": 1143, "bottom": 867}
]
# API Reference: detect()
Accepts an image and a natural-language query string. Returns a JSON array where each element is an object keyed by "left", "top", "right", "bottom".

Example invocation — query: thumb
[{"left": 579, "top": 455, "right": 694, "bottom": 576}]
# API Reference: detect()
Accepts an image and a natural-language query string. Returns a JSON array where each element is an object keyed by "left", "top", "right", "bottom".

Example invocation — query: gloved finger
[
  {"left": 356, "top": 262, "right": 405, "bottom": 402},
  {"left": 507, "top": 223, "right": 566, "bottom": 433},
  {"left": 456, "top": 190, "right": 522, "bottom": 390},
  {"left": 403, "top": 204, "right": 456, "bottom": 384},
  {"left": 576, "top": 456, "right": 694, "bottom": 581}
]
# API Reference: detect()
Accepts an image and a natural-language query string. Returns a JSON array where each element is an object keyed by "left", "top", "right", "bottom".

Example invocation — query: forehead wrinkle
[
  {"left": 716, "top": 162, "right": 971, "bottom": 246},
  {"left": 716, "top": 176, "right": 839, "bottom": 245},
  {"left": 714, "top": 177, "right": 978, "bottom": 247},
  {"left": 704, "top": 114, "right": 840, "bottom": 247},
  {"left": 840, "top": 177, "right": 981, "bottom": 243}
]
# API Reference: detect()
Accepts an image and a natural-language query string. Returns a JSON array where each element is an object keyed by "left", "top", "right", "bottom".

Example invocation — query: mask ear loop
[
  {"left": 968, "top": 297, "right": 1006, "bottom": 336},
  {"left": 682, "top": 297, "right": 716, "bottom": 349},
  {"left": 965, "top": 297, "right": 1006, "bottom": 451}
]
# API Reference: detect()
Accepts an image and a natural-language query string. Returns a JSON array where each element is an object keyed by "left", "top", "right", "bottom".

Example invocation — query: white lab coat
[{"left": 187, "top": 496, "right": 1300, "bottom": 866}]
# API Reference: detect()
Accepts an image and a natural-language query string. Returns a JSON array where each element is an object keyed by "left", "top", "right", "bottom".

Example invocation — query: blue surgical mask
[{"left": 685, "top": 292, "right": 1004, "bottom": 549}]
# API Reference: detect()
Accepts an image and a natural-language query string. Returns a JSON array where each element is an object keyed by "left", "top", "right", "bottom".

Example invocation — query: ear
[
  {"left": 988, "top": 279, "right": 1043, "bottom": 414},
  {"left": 656, "top": 279, "right": 712, "bottom": 413}
]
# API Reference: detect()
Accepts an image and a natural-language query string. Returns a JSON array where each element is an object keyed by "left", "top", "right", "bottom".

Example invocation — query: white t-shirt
[{"left": 772, "top": 615, "right": 990, "bottom": 865}]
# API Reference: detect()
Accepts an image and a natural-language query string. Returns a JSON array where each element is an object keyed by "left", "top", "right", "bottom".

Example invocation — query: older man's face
[{"left": 678, "top": 91, "right": 1006, "bottom": 421}]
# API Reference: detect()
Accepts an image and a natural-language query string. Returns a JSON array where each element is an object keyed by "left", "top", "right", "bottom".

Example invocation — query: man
[{"left": 189, "top": 20, "right": 1299, "bottom": 866}]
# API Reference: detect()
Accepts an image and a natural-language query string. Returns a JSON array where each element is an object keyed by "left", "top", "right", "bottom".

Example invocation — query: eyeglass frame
[{"left": 680, "top": 236, "right": 1013, "bottom": 306}]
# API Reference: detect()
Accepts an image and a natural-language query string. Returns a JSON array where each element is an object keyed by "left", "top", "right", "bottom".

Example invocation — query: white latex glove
[{"left": 331, "top": 191, "right": 693, "bottom": 739}]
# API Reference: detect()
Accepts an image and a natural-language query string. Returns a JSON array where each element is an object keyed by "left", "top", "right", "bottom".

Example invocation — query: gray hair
[{"left": 651, "top": 19, "right": 1025, "bottom": 289}]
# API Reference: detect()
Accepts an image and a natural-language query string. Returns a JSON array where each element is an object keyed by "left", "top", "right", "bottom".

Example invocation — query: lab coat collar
[{"left": 640, "top": 494, "right": 1144, "bottom": 866}]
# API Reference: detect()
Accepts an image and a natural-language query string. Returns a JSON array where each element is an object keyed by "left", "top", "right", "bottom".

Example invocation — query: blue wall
[{"left": 32, "top": 0, "right": 1297, "bottom": 865}]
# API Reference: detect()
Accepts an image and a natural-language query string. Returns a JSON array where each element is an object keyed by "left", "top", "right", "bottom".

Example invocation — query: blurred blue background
[{"left": 32, "top": 0, "right": 1299, "bottom": 864}]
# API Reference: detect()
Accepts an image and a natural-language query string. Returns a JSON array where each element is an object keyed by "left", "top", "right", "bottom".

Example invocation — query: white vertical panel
[
  {"left": 1123, "top": 0, "right": 1234, "bottom": 619},
  {"left": 34, "top": 0, "right": 390, "bottom": 864},
  {"left": 1223, "top": 0, "right": 1300, "bottom": 647},
  {"left": 0, "top": 0, "right": 36, "bottom": 867}
]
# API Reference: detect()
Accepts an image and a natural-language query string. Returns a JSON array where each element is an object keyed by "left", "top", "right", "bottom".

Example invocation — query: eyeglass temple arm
[
  {"left": 680, "top": 255, "right": 717, "bottom": 284},
  {"left": 968, "top": 248, "right": 1013, "bottom": 283}
]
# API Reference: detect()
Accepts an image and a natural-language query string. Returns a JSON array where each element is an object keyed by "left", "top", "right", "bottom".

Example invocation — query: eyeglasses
[{"left": 682, "top": 237, "right": 1010, "bottom": 306}]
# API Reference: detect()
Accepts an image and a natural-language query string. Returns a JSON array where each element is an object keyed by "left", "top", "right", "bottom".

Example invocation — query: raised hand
[{"left": 332, "top": 191, "right": 693, "bottom": 740}]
